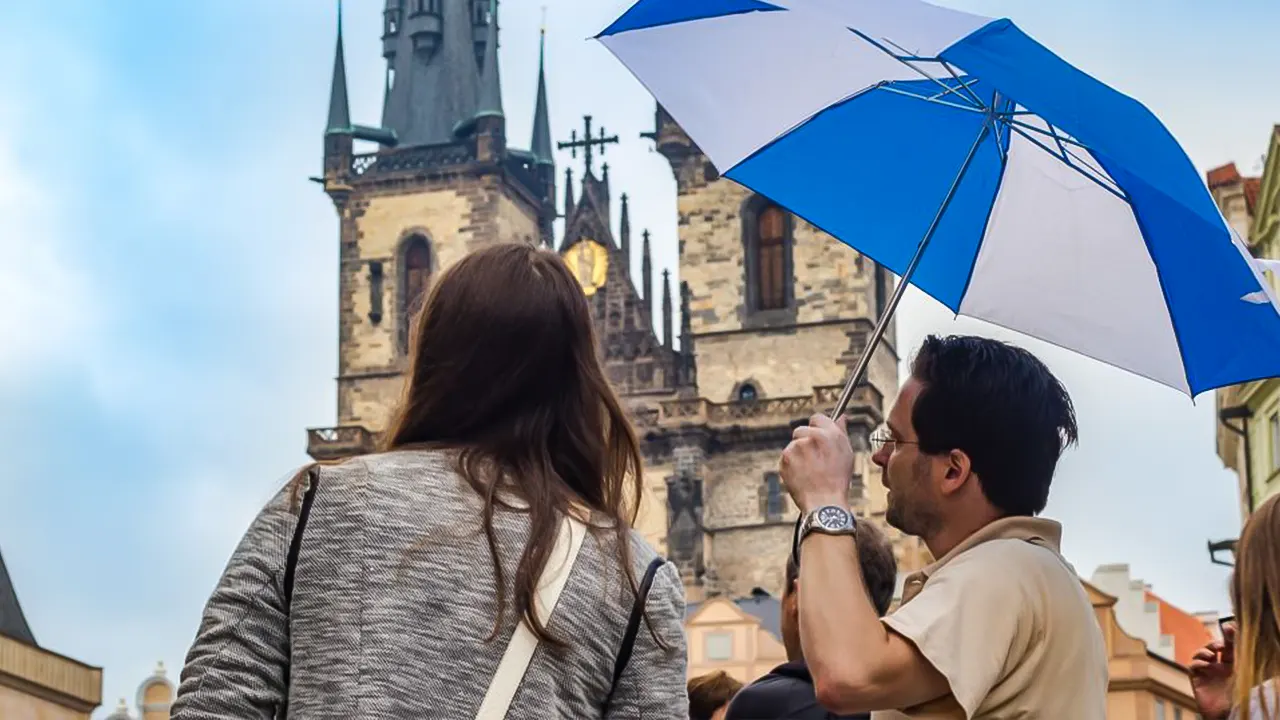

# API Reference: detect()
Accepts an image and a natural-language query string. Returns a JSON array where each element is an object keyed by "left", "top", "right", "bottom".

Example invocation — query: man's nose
[{"left": 871, "top": 446, "right": 889, "bottom": 469}]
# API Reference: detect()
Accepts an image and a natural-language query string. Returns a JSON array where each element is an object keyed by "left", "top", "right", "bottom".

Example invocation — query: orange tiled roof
[
  {"left": 1145, "top": 590, "right": 1213, "bottom": 668},
  {"left": 1208, "top": 163, "right": 1242, "bottom": 188},
  {"left": 1245, "top": 177, "right": 1262, "bottom": 215}
]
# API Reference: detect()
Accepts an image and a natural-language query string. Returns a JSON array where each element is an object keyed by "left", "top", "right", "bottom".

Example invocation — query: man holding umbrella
[
  {"left": 779, "top": 335, "right": 1107, "bottom": 718},
  {"left": 599, "top": 0, "right": 1280, "bottom": 712}
]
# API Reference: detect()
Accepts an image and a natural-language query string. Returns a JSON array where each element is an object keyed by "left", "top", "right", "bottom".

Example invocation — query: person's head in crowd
[
  {"left": 689, "top": 671, "right": 744, "bottom": 720},
  {"left": 782, "top": 521, "right": 897, "bottom": 662},
  {"left": 872, "top": 334, "right": 1077, "bottom": 549},
  {"left": 1231, "top": 492, "right": 1280, "bottom": 717}
]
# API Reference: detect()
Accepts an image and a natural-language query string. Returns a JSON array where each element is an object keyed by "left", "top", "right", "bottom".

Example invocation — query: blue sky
[{"left": 1, "top": 0, "right": 1278, "bottom": 715}]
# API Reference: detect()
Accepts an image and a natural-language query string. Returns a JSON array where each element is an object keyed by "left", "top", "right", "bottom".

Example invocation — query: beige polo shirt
[{"left": 872, "top": 517, "right": 1108, "bottom": 720}]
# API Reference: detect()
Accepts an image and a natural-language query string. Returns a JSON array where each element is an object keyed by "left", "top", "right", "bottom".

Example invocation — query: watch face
[{"left": 817, "top": 506, "right": 851, "bottom": 530}]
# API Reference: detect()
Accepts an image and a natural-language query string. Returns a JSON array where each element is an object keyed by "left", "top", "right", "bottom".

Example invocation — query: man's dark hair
[
  {"left": 787, "top": 522, "right": 897, "bottom": 616},
  {"left": 688, "top": 671, "right": 743, "bottom": 720},
  {"left": 909, "top": 334, "right": 1078, "bottom": 516}
]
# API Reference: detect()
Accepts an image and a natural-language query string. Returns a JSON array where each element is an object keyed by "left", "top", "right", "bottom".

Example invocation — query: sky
[{"left": 0, "top": 0, "right": 1278, "bottom": 715}]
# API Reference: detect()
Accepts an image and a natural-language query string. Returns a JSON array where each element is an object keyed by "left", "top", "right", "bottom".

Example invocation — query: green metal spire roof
[{"left": 325, "top": 1, "right": 352, "bottom": 135}]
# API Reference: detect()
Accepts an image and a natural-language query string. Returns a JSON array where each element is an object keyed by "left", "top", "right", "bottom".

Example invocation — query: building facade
[
  {"left": 0, "top": 549, "right": 103, "bottom": 719},
  {"left": 103, "top": 663, "right": 175, "bottom": 720},
  {"left": 1086, "top": 581, "right": 1203, "bottom": 720},
  {"left": 306, "top": 1, "right": 929, "bottom": 604},
  {"left": 1210, "top": 127, "right": 1280, "bottom": 550},
  {"left": 1090, "top": 564, "right": 1217, "bottom": 669}
]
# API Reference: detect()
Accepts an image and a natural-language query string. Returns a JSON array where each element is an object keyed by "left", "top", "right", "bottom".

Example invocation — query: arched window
[
  {"left": 737, "top": 383, "right": 758, "bottom": 402},
  {"left": 757, "top": 206, "right": 787, "bottom": 310},
  {"left": 761, "top": 472, "right": 785, "bottom": 520},
  {"left": 743, "top": 196, "right": 794, "bottom": 316},
  {"left": 399, "top": 235, "right": 432, "bottom": 354}
]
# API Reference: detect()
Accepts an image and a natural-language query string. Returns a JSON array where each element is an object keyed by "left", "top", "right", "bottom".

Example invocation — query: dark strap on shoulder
[
  {"left": 602, "top": 557, "right": 666, "bottom": 713},
  {"left": 283, "top": 470, "right": 320, "bottom": 609},
  {"left": 277, "top": 470, "right": 320, "bottom": 720}
]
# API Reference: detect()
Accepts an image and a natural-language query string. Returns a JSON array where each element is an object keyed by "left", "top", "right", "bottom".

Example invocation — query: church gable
[{"left": 556, "top": 117, "right": 680, "bottom": 396}]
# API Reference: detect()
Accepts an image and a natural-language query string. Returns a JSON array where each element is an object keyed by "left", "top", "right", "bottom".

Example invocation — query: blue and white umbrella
[{"left": 597, "top": 0, "right": 1280, "bottom": 410}]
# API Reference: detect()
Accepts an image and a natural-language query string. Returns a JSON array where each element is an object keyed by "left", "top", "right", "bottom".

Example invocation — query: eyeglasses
[{"left": 869, "top": 426, "right": 918, "bottom": 453}]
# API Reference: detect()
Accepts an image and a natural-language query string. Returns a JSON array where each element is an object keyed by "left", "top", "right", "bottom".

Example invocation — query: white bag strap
[{"left": 474, "top": 512, "right": 587, "bottom": 720}]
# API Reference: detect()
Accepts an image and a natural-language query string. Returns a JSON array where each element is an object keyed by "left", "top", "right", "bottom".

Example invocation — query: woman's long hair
[
  {"left": 1233, "top": 492, "right": 1280, "bottom": 718},
  {"left": 379, "top": 242, "right": 648, "bottom": 647}
]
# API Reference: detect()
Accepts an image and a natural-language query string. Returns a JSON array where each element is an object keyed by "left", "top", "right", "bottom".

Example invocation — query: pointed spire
[
  {"left": 565, "top": 167, "right": 575, "bottom": 219},
  {"left": 530, "top": 26, "right": 554, "bottom": 166},
  {"left": 476, "top": 0, "right": 503, "bottom": 121},
  {"left": 620, "top": 193, "right": 631, "bottom": 273},
  {"left": 0, "top": 548, "right": 35, "bottom": 646},
  {"left": 680, "top": 281, "right": 697, "bottom": 388},
  {"left": 642, "top": 229, "right": 653, "bottom": 310},
  {"left": 662, "top": 270, "right": 674, "bottom": 350},
  {"left": 680, "top": 281, "right": 693, "bottom": 349},
  {"left": 326, "top": 1, "right": 351, "bottom": 135}
]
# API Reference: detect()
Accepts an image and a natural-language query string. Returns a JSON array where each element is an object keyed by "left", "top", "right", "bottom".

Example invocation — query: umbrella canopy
[{"left": 597, "top": 0, "right": 1280, "bottom": 398}]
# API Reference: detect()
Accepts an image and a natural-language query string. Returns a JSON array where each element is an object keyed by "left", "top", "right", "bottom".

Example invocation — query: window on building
[
  {"left": 472, "top": 0, "right": 489, "bottom": 25},
  {"left": 762, "top": 472, "right": 784, "bottom": 520},
  {"left": 757, "top": 205, "right": 787, "bottom": 310},
  {"left": 1155, "top": 699, "right": 1166, "bottom": 720},
  {"left": 737, "top": 383, "right": 758, "bottom": 402},
  {"left": 743, "top": 196, "right": 793, "bottom": 316},
  {"left": 1271, "top": 413, "right": 1280, "bottom": 472},
  {"left": 400, "top": 235, "right": 432, "bottom": 354},
  {"left": 705, "top": 632, "right": 733, "bottom": 661},
  {"left": 385, "top": 8, "right": 401, "bottom": 35}
]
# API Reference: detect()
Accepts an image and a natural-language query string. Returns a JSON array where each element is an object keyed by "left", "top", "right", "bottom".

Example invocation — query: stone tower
[
  {"left": 635, "top": 106, "right": 930, "bottom": 600},
  {"left": 308, "top": 0, "right": 557, "bottom": 460}
]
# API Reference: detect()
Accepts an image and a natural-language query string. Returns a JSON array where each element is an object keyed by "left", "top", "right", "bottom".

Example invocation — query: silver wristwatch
[{"left": 797, "top": 505, "right": 858, "bottom": 547}]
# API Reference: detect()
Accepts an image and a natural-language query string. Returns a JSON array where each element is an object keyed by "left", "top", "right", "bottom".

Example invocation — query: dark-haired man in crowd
[
  {"left": 725, "top": 522, "right": 897, "bottom": 720},
  {"left": 779, "top": 335, "right": 1108, "bottom": 718}
]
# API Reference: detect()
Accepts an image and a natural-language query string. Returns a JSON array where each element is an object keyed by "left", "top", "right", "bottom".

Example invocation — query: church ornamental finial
[
  {"left": 620, "top": 193, "right": 631, "bottom": 273},
  {"left": 641, "top": 229, "right": 653, "bottom": 311},
  {"left": 565, "top": 166, "right": 575, "bottom": 219},
  {"left": 557, "top": 115, "right": 619, "bottom": 178},
  {"left": 662, "top": 269, "right": 674, "bottom": 351}
]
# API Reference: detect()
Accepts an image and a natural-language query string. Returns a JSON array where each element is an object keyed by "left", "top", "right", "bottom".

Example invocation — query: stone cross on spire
[{"left": 557, "top": 115, "right": 619, "bottom": 177}]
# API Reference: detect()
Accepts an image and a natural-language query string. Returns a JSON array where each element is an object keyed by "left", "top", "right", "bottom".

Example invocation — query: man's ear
[{"left": 938, "top": 449, "right": 972, "bottom": 496}]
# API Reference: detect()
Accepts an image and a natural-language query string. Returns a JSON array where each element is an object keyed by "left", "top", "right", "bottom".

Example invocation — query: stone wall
[{"left": 334, "top": 171, "right": 542, "bottom": 431}]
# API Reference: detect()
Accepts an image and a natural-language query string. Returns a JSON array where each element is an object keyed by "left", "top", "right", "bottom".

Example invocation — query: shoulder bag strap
[
  {"left": 277, "top": 468, "right": 321, "bottom": 720},
  {"left": 474, "top": 513, "right": 588, "bottom": 720},
  {"left": 601, "top": 556, "right": 667, "bottom": 714}
]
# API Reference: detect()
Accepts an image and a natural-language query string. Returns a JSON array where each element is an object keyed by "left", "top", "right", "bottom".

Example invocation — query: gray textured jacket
[{"left": 171, "top": 449, "right": 689, "bottom": 719}]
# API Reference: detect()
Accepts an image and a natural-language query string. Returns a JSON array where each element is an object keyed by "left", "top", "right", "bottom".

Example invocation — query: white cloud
[{"left": 0, "top": 122, "right": 98, "bottom": 382}]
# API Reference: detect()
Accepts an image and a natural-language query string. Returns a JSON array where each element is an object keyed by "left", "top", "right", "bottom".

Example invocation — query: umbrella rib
[
  {"left": 878, "top": 86, "right": 985, "bottom": 114},
  {"left": 1007, "top": 124, "right": 1129, "bottom": 202},
  {"left": 1005, "top": 116, "right": 1089, "bottom": 149},
  {"left": 846, "top": 27, "right": 985, "bottom": 111},
  {"left": 939, "top": 60, "right": 988, "bottom": 110}
]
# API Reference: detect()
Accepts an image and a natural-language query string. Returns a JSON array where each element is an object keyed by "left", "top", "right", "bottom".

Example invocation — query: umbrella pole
[{"left": 829, "top": 123, "right": 992, "bottom": 420}]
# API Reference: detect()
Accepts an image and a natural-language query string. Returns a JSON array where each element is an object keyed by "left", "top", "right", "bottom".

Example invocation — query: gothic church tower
[
  {"left": 636, "top": 107, "right": 931, "bottom": 600},
  {"left": 308, "top": 1, "right": 557, "bottom": 459}
]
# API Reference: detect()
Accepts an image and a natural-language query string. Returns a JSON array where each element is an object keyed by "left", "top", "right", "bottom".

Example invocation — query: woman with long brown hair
[
  {"left": 170, "top": 244, "right": 689, "bottom": 718},
  {"left": 1191, "top": 492, "right": 1280, "bottom": 719}
]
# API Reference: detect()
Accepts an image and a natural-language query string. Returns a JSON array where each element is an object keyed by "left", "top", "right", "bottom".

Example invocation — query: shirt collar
[{"left": 899, "top": 516, "right": 1063, "bottom": 604}]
